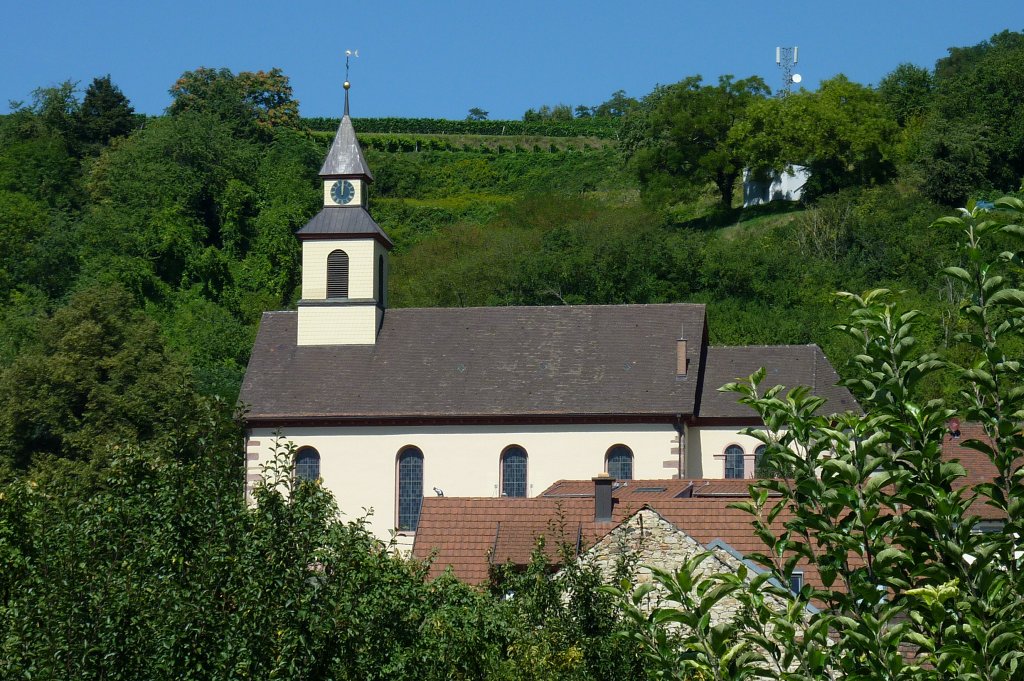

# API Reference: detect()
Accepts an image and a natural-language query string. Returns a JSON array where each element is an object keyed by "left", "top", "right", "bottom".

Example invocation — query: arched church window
[
  {"left": 606, "top": 444, "right": 634, "bottom": 480},
  {"left": 501, "top": 446, "right": 528, "bottom": 497},
  {"left": 327, "top": 249, "right": 350, "bottom": 298},
  {"left": 724, "top": 444, "right": 745, "bottom": 479},
  {"left": 397, "top": 447, "right": 424, "bottom": 531},
  {"left": 295, "top": 447, "right": 320, "bottom": 482},
  {"left": 754, "top": 445, "right": 767, "bottom": 476}
]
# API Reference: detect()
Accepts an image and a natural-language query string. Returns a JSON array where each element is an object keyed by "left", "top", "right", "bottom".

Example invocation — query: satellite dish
[{"left": 792, "top": 73, "right": 803, "bottom": 84}]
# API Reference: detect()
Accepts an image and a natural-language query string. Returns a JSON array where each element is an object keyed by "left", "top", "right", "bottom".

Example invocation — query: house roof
[
  {"left": 943, "top": 421, "right": 1012, "bottom": 521},
  {"left": 295, "top": 206, "right": 393, "bottom": 248},
  {"left": 540, "top": 478, "right": 779, "bottom": 499},
  {"left": 240, "top": 303, "right": 708, "bottom": 422},
  {"left": 698, "top": 345, "right": 861, "bottom": 417},
  {"left": 411, "top": 492, "right": 812, "bottom": 586},
  {"left": 318, "top": 112, "right": 374, "bottom": 179},
  {"left": 414, "top": 425, "right": 1010, "bottom": 585},
  {"left": 240, "top": 304, "right": 859, "bottom": 423}
]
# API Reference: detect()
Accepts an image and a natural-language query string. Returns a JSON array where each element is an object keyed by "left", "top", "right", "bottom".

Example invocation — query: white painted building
[
  {"left": 742, "top": 165, "right": 809, "bottom": 207},
  {"left": 239, "top": 87, "right": 856, "bottom": 547}
]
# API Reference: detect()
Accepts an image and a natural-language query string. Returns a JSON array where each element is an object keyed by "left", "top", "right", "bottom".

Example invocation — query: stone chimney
[{"left": 593, "top": 473, "right": 614, "bottom": 522}]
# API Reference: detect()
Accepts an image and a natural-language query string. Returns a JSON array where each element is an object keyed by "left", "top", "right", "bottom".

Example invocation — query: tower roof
[
  {"left": 295, "top": 207, "right": 393, "bottom": 248},
  {"left": 318, "top": 90, "right": 374, "bottom": 179}
]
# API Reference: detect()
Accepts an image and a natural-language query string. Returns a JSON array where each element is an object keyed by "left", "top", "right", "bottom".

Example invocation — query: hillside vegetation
[
  {"left": 1, "top": 33, "right": 1024, "bottom": 681},
  {"left": 1, "top": 31, "right": 1023, "bottom": 470}
]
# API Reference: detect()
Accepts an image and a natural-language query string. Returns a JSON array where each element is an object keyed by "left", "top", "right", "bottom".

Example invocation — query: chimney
[
  {"left": 676, "top": 323, "right": 688, "bottom": 376},
  {"left": 593, "top": 473, "right": 614, "bottom": 522}
]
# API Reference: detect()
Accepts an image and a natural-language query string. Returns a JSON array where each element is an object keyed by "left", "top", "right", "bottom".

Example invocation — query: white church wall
[
  {"left": 297, "top": 304, "right": 378, "bottom": 345},
  {"left": 247, "top": 422, "right": 680, "bottom": 541},
  {"left": 742, "top": 165, "right": 808, "bottom": 207},
  {"left": 301, "top": 239, "right": 377, "bottom": 300},
  {"left": 686, "top": 426, "right": 766, "bottom": 479}
]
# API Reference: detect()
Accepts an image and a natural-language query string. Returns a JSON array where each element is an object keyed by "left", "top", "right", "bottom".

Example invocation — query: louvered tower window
[
  {"left": 501, "top": 446, "right": 528, "bottom": 497},
  {"left": 327, "top": 249, "right": 349, "bottom": 298},
  {"left": 397, "top": 447, "right": 424, "bottom": 531},
  {"left": 606, "top": 444, "right": 634, "bottom": 480},
  {"left": 724, "top": 445, "right": 745, "bottom": 479}
]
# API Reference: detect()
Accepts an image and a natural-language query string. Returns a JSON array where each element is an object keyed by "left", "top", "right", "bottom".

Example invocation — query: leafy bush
[{"left": 612, "top": 197, "right": 1024, "bottom": 679}]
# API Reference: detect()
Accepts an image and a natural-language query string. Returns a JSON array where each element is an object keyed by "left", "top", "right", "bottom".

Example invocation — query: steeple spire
[{"left": 318, "top": 56, "right": 373, "bottom": 180}]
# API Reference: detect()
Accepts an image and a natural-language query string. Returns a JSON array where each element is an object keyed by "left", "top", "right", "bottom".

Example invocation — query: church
[{"left": 239, "top": 83, "right": 857, "bottom": 546}]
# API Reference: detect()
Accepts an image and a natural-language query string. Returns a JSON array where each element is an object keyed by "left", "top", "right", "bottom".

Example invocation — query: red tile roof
[
  {"left": 942, "top": 421, "right": 1012, "bottom": 520},
  {"left": 412, "top": 490, "right": 801, "bottom": 586},
  {"left": 540, "top": 478, "right": 780, "bottom": 499},
  {"left": 415, "top": 427, "right": 1010, "bottom": 585}
]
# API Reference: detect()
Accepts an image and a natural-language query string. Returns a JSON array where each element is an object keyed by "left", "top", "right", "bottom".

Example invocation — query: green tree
[
  {"left": 732, "top": 75, "right": 899, "bottom": 200},
  {"left": 631, "top": 74, "right": 770, "bottom": 209},
  {"left": 0, "top": 285, "right": 204, "bottom": 467},
  {"left": 466, "top": 107, "right": 489, "bottom": 121},
  {"left": 878, "top": 62, "right": 934, "bottom": 126},
  {"left": 614, "top": 196, "right": 1024, "bottom": 678},
  {"left": 78, "top": 74, "right": 136, "bottom": 146},
  {"left": 593, "top": 89, "right": 639, "bottom": 118},
  {"left": 169, "top": 66, "right": 300, "bottom": 133},
  {"left": 914, "top": 30, "right": 1024, "bottom": 200}
]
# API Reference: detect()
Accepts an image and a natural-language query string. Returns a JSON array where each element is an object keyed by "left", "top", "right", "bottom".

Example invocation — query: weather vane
[{"left": 344, "top": 49, "right": 359, "bottom": 90}]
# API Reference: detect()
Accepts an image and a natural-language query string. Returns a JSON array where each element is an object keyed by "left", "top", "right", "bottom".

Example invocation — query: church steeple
[
  {"left": 319, "top": 81, "right": 374, "bottom": 180},
  {"left": 295, "top": 70, "right": 392, "bottom": 347}
]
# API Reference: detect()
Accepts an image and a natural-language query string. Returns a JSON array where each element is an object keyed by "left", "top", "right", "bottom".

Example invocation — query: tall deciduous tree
[
  {"left": 0, "top": 285, "right": 203, "bottom": 467},
  {"left": 878, "top": 62, "right": 934, "bottom": 126},
  {"left": 629, "top": 75, "right": 770, "bottom": 209},
  {"left": 169, "top": 66, "right": 299, "bottom": 133},
  {"left": 732, "top": 75, "right": 898, "bottom": 200}
]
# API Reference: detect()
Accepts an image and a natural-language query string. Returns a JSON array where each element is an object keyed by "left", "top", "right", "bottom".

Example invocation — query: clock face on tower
[{"left": 330, "top": 179, "right": 355, "bottom": 205}]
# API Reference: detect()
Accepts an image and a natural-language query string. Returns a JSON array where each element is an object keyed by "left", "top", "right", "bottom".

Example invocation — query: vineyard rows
[
  {"left": 310, "top": 131, "right": 613, "bottom": 154},
  {"left": 303, "top": 116, "right": 622, "bottom": 139}
]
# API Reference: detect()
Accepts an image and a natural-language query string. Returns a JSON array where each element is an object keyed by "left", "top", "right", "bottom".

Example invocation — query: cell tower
[{"left": 775, "top": 46, "right": 801, "bottom": 95}]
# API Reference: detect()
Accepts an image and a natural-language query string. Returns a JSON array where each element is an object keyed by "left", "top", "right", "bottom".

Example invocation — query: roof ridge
[
  {"left": 709, "top": 343, "right": 819, "bottom": 350},
  {"left": 390, "top": 302, "right": 707, "bottom": 313}
]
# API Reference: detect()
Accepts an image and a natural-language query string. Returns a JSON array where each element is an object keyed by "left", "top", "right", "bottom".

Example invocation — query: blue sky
[{"left": 2, "top": 1, "right": 1022, "bottom": 120}]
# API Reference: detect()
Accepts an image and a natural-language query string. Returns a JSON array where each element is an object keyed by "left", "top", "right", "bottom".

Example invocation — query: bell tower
[{"left": 296, "top": 74, "right": 393, "bottom": 346}]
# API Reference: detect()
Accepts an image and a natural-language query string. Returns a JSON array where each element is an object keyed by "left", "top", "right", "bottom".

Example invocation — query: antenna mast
[{"left": 775, "top": 46, "right": 800, "bottom": 95}]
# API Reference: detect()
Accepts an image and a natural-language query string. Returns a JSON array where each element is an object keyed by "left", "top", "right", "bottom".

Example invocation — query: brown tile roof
[
  {"left": 540, "top": 478, "right": 779, "bottom": 499},
  {"left": 942, "top": 421, "right": 1012, "bottom": 521},
  {"left": 414, "top": 427, "right": 1012, "bottom": 586},
  {"left": 697, "top": 345, "right": 860, "bottom": 417},
  {"left": 241, "top": 304, "right": 707, "bottom": 421},
  {"left": 412, "top": 491, "right": 806, "bottom": 586},
  {"left": 241, "top": 305, "right": 858, "bottom": 423}
]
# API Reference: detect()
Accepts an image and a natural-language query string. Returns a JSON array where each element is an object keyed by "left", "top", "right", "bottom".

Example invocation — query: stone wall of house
[{"left": 578, "top": 508, "right": 793, "bottom": 627}]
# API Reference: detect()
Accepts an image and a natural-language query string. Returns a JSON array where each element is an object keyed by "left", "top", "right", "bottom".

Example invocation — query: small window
[
  {"left": 724, "top": 445, "right": 745, "bottom": 479},
  {"left": 327, "top": 249, "right": 350, "bottom": 298},
  {"left": 754, "top": 445, "right": 767, "bottom": 476},
  {"left": 606, "top": 444, "right": 634, "bottom": 480},
  {"left": 501, "top": 446, "right": 528, "bottom": 497},
  {"left": 397, "top": 447, "right": 424, "bottom": 531},
  {"left": 790, "top": 572, "right": 804, "bottom": 594},
  {"left": 377, "top": 254, "right": 385, "bottom": 305},
  {"left": 295, "top": 447, "right": 320, "bottom": 482}
]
